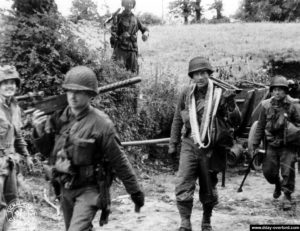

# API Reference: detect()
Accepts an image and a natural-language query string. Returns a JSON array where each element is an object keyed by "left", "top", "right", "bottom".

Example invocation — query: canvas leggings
[
  {"left": 60, "top": 185, "right": 100, "bottom": 231},
  {"left": 175, "top": 138, "right": 219, "bottom": 220},
  {"left": 112, "top": 47, "right": 138, "bottom": 74},
  {"left": 263, "top": 145, "right": 297, "bottom": 194}
]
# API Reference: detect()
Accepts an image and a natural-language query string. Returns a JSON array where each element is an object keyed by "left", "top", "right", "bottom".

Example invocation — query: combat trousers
[
  {"left": 0, "top": 157, "right": 18, "bottom": 231},
  {"left": 175, "top": 138, "right": 219, "bottom": 220},
  {"left": 60, "top": 185, "right": 100, "bottom": 231},
  {"left": 263, "top": 145, "right": 297, "bottom": 194},
  {"left": 112, "top": 47, "right": 138, "bottom": 74}
]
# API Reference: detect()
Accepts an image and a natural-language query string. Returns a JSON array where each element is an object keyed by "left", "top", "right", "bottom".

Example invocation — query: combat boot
[
  {"left": 201, "top": 204, "right": 213, "bottom": 231},
  {"left": 273, "top": 182, "right": 281, "bottom": 199},
  {"left": 282, "top": 193, "right": 292, "bottom": 211}
]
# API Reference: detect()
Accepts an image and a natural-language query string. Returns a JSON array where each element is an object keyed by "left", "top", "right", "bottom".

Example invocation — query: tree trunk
[
  {"left": 195, "top": 0, "right": 201, "bottom": 22},
  {"left": 217, "top": 9, "right": 222, "bottom": 19},
  {"left": 184, "top": 16, "right": 188, "bottom": 24}
]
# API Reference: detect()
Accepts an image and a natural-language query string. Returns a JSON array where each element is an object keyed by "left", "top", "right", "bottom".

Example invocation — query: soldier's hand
[
  {"left": 32, "top": 110, "right": 47, "bottom": 137},
  {"left": 131, "top": 191, "right": 144, "bottom": 213},
  {"left": 26, "top": 156, "right": 34, "bottom": 173},
  {"left": 142, "top": 32, "right": 149, "bottom": 42},
  {"left": 168, "top": 145, "right": 177, "bottom": 155},
  {"left": 223, "top": 89, "right": 236, "bottom": 99},
  {"left": 99, "top": 208, "right": 110, "bottom": 226}
]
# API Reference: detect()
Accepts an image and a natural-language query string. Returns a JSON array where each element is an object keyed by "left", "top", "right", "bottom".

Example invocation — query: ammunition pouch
[
  {"left": 285, "top": 121, "right": 300, "bottom": 145},
  {"left": 95, "top": 164, "right": 114, "bottom": 210}
]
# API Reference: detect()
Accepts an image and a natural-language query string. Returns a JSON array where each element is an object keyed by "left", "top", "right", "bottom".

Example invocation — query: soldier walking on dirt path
[
  {"left": 0, "top": 65, "right": 33, "bottom": 230},
  {"left": 110, "top": 0, "right": 149, "bottom": 74},
  {"left": 252, "top": 75, "right": 300, "bottom": 211},
  {"left": 168, "top": 57, "right": 241, "bottom": 231},
  {"left": 31, "top": 66, "right": 145, "bottom": 231}
]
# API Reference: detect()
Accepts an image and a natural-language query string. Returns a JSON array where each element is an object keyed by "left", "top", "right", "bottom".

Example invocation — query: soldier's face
[
  {"left": 66, "top": 90, "right": 91, "bottom": 111},
  {"left": 272, "top": 87, "right": 286, "bottom": 101},
  {"left": 192, "top": 70, "right": 209, "bottom": 88},
  {"left": 123, "top": 1, "right": 134, "bottom": 11},
  {"left": 0, "top": 79, "right": 17, "bottom": 98}
]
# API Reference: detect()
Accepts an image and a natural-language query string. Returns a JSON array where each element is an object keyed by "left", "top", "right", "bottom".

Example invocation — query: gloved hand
[
  {"left": 99, "top": 208, "right": 110, "bottom": 226},
  {"left": 131, "top": 191, "right": 145, "bottom": 213}
]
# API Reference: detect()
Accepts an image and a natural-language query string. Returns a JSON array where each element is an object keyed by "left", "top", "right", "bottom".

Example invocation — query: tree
[
  {"left": 0, "top": 0, "right": 99, "bottom": 95},
  {"left": 235, "top": 0, "right": 300, "bottom": 22},
  {"left": 70, "top": 0, "right": 99, "bottom": 21},
  {"left": 169, "top": 0, "right": 203, "bottom": 24},
  {"left": 12, "top": 0, "right": 57, "bottom": 15},
  {"left": 194, "top": 0, "right": 202, "bottom": 22},
  {"left": 209, "top": 0, "right": 223, "bottom": 19}
]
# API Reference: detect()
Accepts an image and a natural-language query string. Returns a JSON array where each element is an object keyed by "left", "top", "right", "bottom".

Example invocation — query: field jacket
[
  {"left": 252, "top": 96, "right": 300, "bottom": 147},
  {"left": 169, "top": 84, "right": 241, "bottom": 149},
  {"left": 111, "top": 11, "right": 148, "bottom": 52},
  {"left": 0, "top": 95, "right": 28, "bottom": 156},
  {"left": 33, "top": 105, "right": 141, "bottom": 194}
]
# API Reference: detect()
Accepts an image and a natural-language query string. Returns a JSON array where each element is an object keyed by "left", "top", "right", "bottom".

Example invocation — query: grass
[{"left": 136, "top": 23, "right": 300, "bottom": 88}]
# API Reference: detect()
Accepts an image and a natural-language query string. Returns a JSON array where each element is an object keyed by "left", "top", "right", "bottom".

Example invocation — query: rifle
[
  {"left": 237, "top": 148, "right": 265, "bottom": 192},
  {"left": 17, "top": 76, "right": 141, "bottom": 114},
  {"left": 104, "top": 8, "right": 121, "bottom": 27}
]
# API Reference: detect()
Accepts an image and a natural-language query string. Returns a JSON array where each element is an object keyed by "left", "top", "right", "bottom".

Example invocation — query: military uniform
[
  {"left": 0, "top": 66, "right": 31, "bottom": 230},
  {"left": 32, "top": 66, "right": 144, "bottom": 231},
  {"left": 253, "top": 97, "right": 300, "bottom": 196},
  {"left": 253, "top": 75, "right": 300, "bottom": 210},
  {"left": 110, "top": 1, "right": 149, "bottom": 74},
  {"left": 169, "top": 57, "right": 241, "bottom": 231}
]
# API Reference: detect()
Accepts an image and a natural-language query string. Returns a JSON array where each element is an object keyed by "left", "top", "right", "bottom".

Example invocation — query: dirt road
[{"left": 15, "top": 166, "right": 297, "bottom": 231}]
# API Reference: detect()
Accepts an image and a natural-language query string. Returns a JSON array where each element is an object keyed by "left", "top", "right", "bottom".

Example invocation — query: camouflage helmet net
[{"left": 0, "top": 65, "right": 21, "bottom": 87}]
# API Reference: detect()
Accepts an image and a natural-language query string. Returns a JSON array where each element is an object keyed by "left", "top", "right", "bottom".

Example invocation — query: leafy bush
[
  {"left": 0, "top": 6, "right": 141, "bottom": 151},
  {"left": 137, "top": 12, "right": 163, "bottom": 25}
]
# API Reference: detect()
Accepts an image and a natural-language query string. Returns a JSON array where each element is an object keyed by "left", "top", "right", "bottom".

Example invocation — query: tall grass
[{"left": 138, "top": 23, "right": 300, "bottom": 88}]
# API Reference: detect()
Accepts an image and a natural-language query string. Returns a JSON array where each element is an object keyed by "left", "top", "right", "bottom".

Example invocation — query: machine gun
[{"left": 17, "top": 76, "right": 141, "bottom": 114}]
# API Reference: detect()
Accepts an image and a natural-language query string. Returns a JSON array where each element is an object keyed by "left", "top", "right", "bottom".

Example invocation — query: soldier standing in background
[
  {"left": 32, "top": 66, "right": 144, "bottom": 230},
  {"left": 169, "top": 57, "right": 241, "bottom": 231},
  {"left": 0, "top": 65, "right": 33, "bottom": 230},
  {"left": 252, "top": 75, "right": 300, "bottom": 210},
  {"left": 110, "top": 0, "right": 149, "bottom": 74}
]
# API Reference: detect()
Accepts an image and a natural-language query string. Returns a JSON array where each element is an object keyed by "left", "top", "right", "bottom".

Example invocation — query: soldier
[
  {"left": 0, "top": 65, "right": 33, "bottom": 229},
  {"left": 110, "top": 0, "right": 149, "bottom": 74},
  {"left": 169, "top": 57, "right": 241, "bottom": 231},
  {"left": 32, "top": 66, "right": 145, "bottom": 231},
  {"left": 252, "top": 75, "right": 300, "bottom": 210}
]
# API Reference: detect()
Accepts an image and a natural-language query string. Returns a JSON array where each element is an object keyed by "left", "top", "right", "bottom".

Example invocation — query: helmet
[
  {"left": 0, "top": 65, "right": 21, "bottom": 87},
  {"left": 270, "top": 75, "right": 288, "bottom": 92},
  {"left": 188, "top": 57, "right": 213, "bottom": 78},
  {"left": 62, "top": 66, "right": 98, "bottom": 96},
  {"left": 121, "top": 0, "right": 136, "bottom": 8}
]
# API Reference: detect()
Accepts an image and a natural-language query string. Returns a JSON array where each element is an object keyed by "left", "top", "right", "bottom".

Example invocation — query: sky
[{"left": 0, "top": 0, "right": 242, "bottom": 19}]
